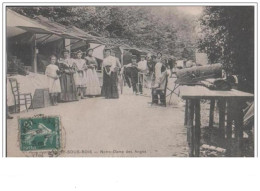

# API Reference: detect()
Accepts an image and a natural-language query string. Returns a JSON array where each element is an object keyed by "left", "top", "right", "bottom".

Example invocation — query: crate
[{"left": 32, "top": 88, "right": 51, "bottom": 108}]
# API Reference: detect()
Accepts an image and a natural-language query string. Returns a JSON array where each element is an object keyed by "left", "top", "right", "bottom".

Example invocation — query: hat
[
  {"left": 76, "top": 50, "right": 83, "bottom": 54},
  {"left": 86, "top": 48, "right": 93, "bottom": 53},
  {"left": 131, "top": 55, "right": 137, "bottom": 59},
  {"left": 140, "top": 54, "right": 146, "bottom": 57}
]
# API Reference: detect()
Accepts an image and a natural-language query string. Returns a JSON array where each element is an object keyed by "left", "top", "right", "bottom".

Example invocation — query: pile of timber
[{"left": 175, "top": 63, "right": 222, "bottom": 85}]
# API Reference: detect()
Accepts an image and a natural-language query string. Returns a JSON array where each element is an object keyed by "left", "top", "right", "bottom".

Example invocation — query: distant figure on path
[{"left": 137, "top": 54, "right": 148, "bottom": 94}]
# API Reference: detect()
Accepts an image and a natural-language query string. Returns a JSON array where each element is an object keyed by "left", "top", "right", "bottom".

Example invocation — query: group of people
[
  {"left": 45, "top": 46, "right": 169, "bottom": 106},
  {"left": 45, "top": 48, "right": 101, "bottom": 105},
  {"left": 123, "top": 52, "right": 168, "bottom": 105}
]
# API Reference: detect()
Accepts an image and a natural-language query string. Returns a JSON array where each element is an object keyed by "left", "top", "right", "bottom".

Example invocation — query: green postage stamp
[{"left": 19, "top": 116, "right": 61, "bottom": 151}]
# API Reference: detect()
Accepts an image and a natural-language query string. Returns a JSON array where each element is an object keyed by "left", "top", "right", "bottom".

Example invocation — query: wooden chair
[
  {"left": 9, "top": 78, "right": 33, "bottom": 113},
  {"left": 166, "top": 74, "right": 181, "bottom": 104}
]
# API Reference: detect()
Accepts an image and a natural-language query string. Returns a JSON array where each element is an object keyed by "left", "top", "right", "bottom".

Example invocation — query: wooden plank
[
  {"left": 209, "top": 99, "right": 215, "bottom": 128},
  {"left": 180, "top": 86, "right": 254, "bottom": 99},
  {"left": 184, "top": 99, "right": 188, "bottom": 125},
  {"left": 187, "top": 99, "right": 195, "bottom": 157},
  {"left": 234, "top": 101, "right": 244, "bottom": 157},
  {"left": 226, "top": 100, "right": 233, "bottom": 156},
  {"left": 218, "top": 99, "right": 226, "bottom": 140},
  {"left": 194, "top": 99, "right": 201, "bottom": 157}
]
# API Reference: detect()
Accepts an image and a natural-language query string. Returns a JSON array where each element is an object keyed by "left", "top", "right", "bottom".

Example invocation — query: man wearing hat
[
  {"left": 125, "top": 55, "right": 139, "bottom": 94},
  {"left": 152, "top": 52, "right": 167, "bottom": 105}
]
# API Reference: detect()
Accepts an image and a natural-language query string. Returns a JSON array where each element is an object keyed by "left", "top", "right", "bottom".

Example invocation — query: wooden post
[
  {"left": 226, "top": 100, "right": 233, "bottom": 156},
  {"left": 194, "top": 99, "right": 201, "bottom": 157},
  {"left": 209, "top": 99, "right": 215, "bottom": 128},
  {"left": 218, "top": 99, "right": 226, "bottom": 139},
  {"left": 234, "top": 100, "right": 244, "bottom": 157},
  {"left": 184, "top": 99, "right": 188, "bottom": 125},
  {"left": 33, "top": 34, "right": 37, "bottom": 73},
  {"left": 64, "top": 39, "right": 71, "bottom": 53},
  {"left": 187, "top": 99, "right": 195, "bottom": 157}
]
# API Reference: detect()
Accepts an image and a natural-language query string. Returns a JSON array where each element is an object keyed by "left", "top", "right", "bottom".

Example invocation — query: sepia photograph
[{"left": 4, "top": 5, "right": 255, "bottom": 157}]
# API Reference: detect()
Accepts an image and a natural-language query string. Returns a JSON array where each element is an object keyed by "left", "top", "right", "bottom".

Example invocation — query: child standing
[{"left": 45, "top": 55, "right": 61, "bottom": 105}]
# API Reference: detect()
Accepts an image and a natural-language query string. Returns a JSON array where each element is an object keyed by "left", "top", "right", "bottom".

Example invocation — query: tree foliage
[
  {"left": 198, "top": 6, "right": 254, "bottom": 92},
  {"left": 10, "top": 6, "right": 198, "bottom": 59}
]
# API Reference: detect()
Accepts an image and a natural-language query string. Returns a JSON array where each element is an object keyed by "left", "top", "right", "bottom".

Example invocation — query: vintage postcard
[{"left": 5, "top": 5, "right": 255, "bottom": 157}]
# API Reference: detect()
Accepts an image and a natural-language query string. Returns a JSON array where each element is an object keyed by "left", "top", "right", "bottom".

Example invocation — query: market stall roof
[
  {"left": 7, "top": 9, "right": 48, "bottom": 38},
  {"left": 7, "top": 9, "right": 103, "bottom": 44}
]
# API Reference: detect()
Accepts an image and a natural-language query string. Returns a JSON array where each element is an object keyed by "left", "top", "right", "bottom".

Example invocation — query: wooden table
[{"left": 180, "top": 86, "right": 254, "bottom": 157}]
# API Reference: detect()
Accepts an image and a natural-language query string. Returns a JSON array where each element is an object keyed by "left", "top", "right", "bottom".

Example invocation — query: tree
[
  {"left": 198, "top": 6, "right": 254, "bottom": 92},
  {"left": 10, "top": 6, "right": 199, "bottom": 59}
]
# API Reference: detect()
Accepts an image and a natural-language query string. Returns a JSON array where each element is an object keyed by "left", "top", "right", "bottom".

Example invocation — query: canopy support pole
[{"left": 33, "top": 34, "right": 37, "bottom": 73}]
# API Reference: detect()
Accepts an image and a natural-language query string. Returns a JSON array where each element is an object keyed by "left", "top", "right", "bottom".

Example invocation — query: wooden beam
[
  {"left": 187, "top": 99, "right": 195, "bottom": 157},
  {"left": 209, "top": 99, "right": 215, "bottom": 128},
  {"left": 194, "top": 99, "right": 201, "bottom": 157},
  {"left": 218, "top": 99, "right": 226, "bottom": 140},
  {"left": 33, "top": 34, "right": 37, "bottom": 73},
  {"left": 184, "top": 99, "right": 188, "bottom": 125},
  {"left": 226, "top": 100, "right": 233, "bottom": 156},
  {"left": 234, "top": 101, "right": 244, "bottom": 157}
]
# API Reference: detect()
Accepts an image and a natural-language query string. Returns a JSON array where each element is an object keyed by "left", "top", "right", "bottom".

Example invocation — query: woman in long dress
[
  {"left": 73, "top": 50, "right": 87, "bottom": 99},
  {"left": 84, "top": 48, "right": 101, "bottom": 96},
  {"left": 57, "top": 49, "right": 78, "bottom": 102},
  {"left": 45, "top": 55, "right": 61, "bottom": 105},
  {"left": 101, "top": 48, "right": 121, "bottom": 99}
]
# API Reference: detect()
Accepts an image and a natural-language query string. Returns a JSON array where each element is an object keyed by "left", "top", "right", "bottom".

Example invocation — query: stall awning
[
  {"left": 7, "top": 8, "right": 104, "bottom": 44},
  {"left": 17, "top": 26, "right": 61, "bottom": 35}
]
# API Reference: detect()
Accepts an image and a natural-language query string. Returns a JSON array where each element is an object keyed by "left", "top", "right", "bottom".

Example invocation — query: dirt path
[{"left": 7, "top": 86, "right": 188, "bottom": 157}]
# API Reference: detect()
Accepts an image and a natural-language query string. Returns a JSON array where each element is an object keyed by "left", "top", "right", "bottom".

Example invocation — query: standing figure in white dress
[
  {"left": 73, "top": 50, "right": 87, "bottom": 99},
  {"left": 45, "top": 55, "right": 61, "bottom": 105},
  {"left": 84, "top": 48, "right": 101, "bottom": 96}
]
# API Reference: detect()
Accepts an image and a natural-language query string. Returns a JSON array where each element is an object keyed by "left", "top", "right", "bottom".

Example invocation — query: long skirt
[
  {"left": 101, "top": 69, "right": 119, "bottom": 99},
  {"left": 74, "top": 71, "right": 87, "bottom": 87},
  {"left": 59, "top": 73, "right": 78, "bottom": 102},
  {"left": 47, "top": 77, "right": 61, "bottom": 93},
  {"left": 85, "top": 68, "right": 101, "bottom": 96}
]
